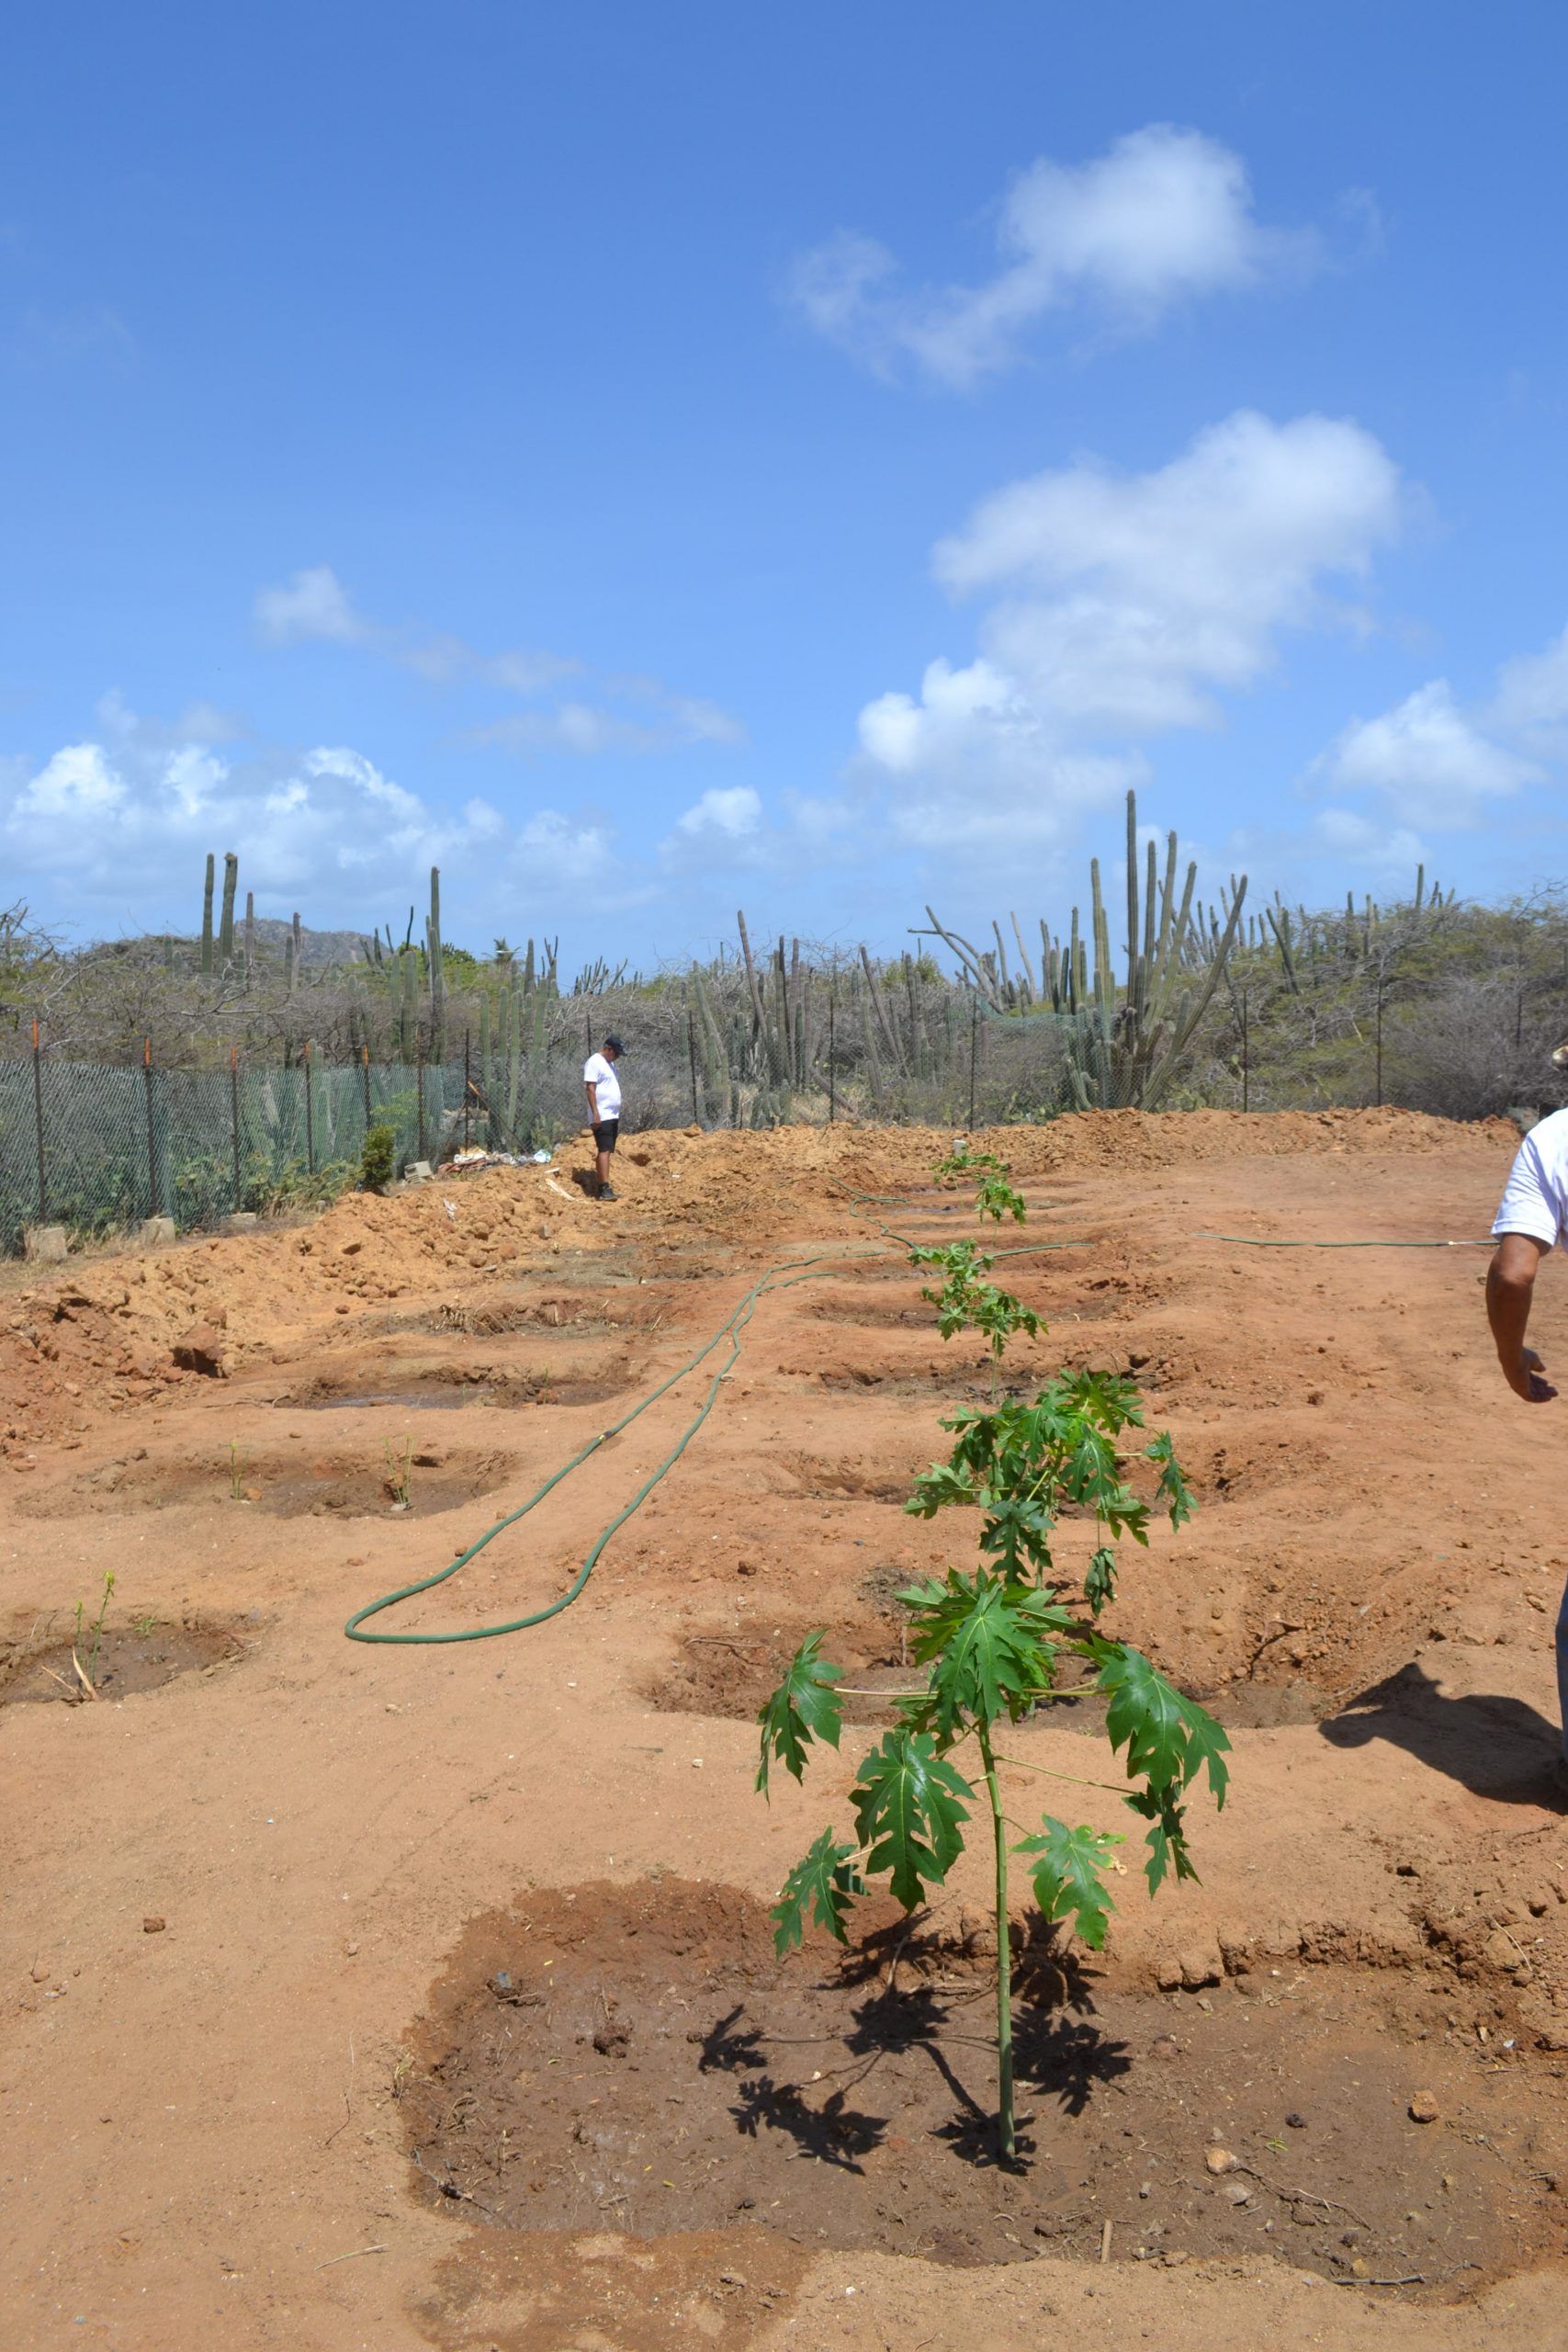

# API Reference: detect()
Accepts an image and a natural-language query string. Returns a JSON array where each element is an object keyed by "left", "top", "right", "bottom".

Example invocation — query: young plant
[
  {"left": 383, "top": 1434, "right": 414, "bottom": 1509},
  {"left": 361, "top": 1122, "right": 397, "bottom": 1193},
  {"left": 934, "top": 1141, "right": 1028, "bottom": 1227},
  {"left": 72, "top": 1568, "right": 115, "bottom": 1695},
  {"left": 755, "top": 1156, "right": 1224, "bottom": 2163},
  {"left": 228, "top": 1442, "right": 251, "bottom": 1502},
  {"left": 911, "top": 1146, "right": 1038, "bottom": 1386}
]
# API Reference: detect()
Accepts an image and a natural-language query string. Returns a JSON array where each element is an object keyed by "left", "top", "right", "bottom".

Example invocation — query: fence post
[
  {"left": 463, "top": 1029, "right": 471, "bottom": 1149},
  {"left": 828, "top": 987, "right": 836, "bottom": 1125},
  {"left": 143, "top": 1038, "right": 158, "bottom": 1217},
  {"left": 1374, "top": 972, "right": 1383, "bottom": 1108},
  {"left": 361, "top": 1044, "right": 371, "bottom": 1131},
  {"left": 968, "top": 997, "right": 978, "bottom": 1130},
  {"left": 231, "top": 1048, "right": 242, "bottom": 1210},
  {"left": 31, "top": 1017, "right": 46, "bottom": 1222},
  {"left": 687, "top": 1009, "right": 700, "bottom": 1125},
  {"left": 304, "top": 1039, "right": 315, "bottom": 1173},
  {"left": 416, "top": 1027, "right": 427, "bottom": 1165},
  {"left": 1240, "top": 990, "right": 1249, "bottom": 1114}
]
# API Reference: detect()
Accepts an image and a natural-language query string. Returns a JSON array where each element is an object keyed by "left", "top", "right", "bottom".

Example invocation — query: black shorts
[{"left": 592, "top": 1118, "right": 619, "bottom": 1152}]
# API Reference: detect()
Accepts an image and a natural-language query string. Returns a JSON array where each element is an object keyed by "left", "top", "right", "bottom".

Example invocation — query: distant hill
[{"left": 87, "top": 918, "right": 377, "bottom": 970}]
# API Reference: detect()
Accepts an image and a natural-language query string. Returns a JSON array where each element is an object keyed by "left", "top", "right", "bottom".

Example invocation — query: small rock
[
  {"left": 1149, "top": 2035, "right": 1181, "bottom": 2063},
  {"left": 1285, "top": 2110, "right": 1307, "bottom": 2130},
  {"left": 172, "top": 1323, "right": 226, "bottom": 1377},
  {"left": 1291, "top": 2203, "right": 1319, "bottom": 2227},
  {"left": 1179, "top": 1939, "right": 1224, "bottom": 1991},
  {"left": 1409, "top": 2091, "right": 1440, "bottom": 2124},
  {"left": 142, "top": 1916, "right": 166, "bottom": 1934},
  {"left": 1204, "top": 2146, "right": 1238, "bottom": 2176},
  {"left": 1223, "top": 2179, "right": 1252, "bottom": 2205},
  {"left": 29, "top": 1960, "right": 50, "bottom": 1983}
]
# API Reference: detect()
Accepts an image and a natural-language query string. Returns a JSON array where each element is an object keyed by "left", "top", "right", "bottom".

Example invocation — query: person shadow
[{"left": 1319, "top": 1658, "right": 1562, "bottom": 1805}]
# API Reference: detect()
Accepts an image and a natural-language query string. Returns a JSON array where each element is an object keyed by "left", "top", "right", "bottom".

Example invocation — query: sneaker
[{"left": 599, "top": 1183, "right": 618, "bottom": 1202}]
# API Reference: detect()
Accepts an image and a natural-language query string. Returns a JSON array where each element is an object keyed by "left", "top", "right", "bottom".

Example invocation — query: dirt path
[{"left": 4, "top": 1113, "right": 1568, "bottom": 2349}]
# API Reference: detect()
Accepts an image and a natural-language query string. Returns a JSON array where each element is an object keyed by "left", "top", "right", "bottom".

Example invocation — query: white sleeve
[{"left": 1493, "top": 1132, "right": 1564, "bottom": 1249}]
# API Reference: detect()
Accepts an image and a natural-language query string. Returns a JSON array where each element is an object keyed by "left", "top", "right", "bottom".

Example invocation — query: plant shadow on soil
[{"left": 400, "top": 1880, "right": 1541, "bottom": 2287}]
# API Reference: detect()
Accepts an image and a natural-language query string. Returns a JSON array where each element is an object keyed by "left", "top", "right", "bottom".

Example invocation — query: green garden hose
[
  {"left": 343, "top": 1226, "right": 1090, "bottom": 1647},
  {"left": 1196, "top": 1232, "right": 1494, "bottom": 1249},
  {"left": 344, "top": 1189, "right": 1491, "bottom": 1648}
]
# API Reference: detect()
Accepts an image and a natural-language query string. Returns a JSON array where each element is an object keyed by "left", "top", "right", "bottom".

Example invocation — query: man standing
[
  {"left": 1487, "top": 1109, "right": 1566, "bottom": 1782},
  {"left": 583, "top": 1033, "right": 624, "bottom": 1201}
]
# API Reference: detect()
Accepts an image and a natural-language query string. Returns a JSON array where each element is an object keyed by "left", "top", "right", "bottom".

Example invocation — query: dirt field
[{"left": 6, "top": 1110, "right": 1568, "bottom": 2351}]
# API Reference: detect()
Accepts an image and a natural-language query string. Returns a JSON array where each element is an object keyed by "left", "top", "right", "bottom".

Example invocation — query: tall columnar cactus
[
  {"left": 426, "top": 866, "right": 446, "bottom": 1064},
  {"left": 200, "top": 854, "right": 215, "bottom": 977},
  {"left": 218, "top": 853, "right": 239, "bottom": 968},
  {"left": 922, "top": 791, "right": 1247, "bottom": 1111}
]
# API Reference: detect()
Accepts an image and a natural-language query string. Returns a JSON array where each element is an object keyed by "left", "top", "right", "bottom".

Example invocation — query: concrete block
[
  {"left": 405, "top": 1160, "right": 434, "bottom": 1183},
  {"left": 138, "top": 1216, "right": 177, "bottom": 1248},
  {"left": 22, "top": 1224, "right": 69, "bottom": 1263},
  {"left": 222, "top": 1212, "right": 259, "bottom": 1234}
]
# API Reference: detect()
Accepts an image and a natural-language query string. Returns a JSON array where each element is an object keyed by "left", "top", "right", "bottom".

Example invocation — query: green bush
[{"left": 361, "top": 1123, "right": 396, "bottom": 1193}]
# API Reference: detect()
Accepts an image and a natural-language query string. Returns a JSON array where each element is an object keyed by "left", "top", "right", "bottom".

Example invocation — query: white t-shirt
[
  {"left": 1493, "top": 1108, "right": 1568, "bottom": 1252},
  {"left": 583, "top": 1051, "right": 621, "bottom": 1121}
]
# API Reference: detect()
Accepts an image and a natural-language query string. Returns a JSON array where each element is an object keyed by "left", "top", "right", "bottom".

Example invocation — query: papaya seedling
[{"left": 755, "top": 1152, "right": 1225, "bottom": 2162}]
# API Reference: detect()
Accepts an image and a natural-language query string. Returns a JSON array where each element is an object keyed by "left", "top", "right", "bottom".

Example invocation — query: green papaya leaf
[
  {"left": 1123, "top": 1784, "right": 1202, "bottom": 1894},
  {"left": 1083, "top": 1545, "right": 1118, "bottom": 1615},
  {"left": 850, "top": 1728, "right": 973, "bottom": 1909},
  {"left": 1147, "top": 1430, "right": 1195, "bottom": 1529},
  {"left": 1094, "top": 1643, "right": 1230, "bottom": 1807},
  {"left": 1015, "top": 1816, "right": 1123, "bottom": 1949},
  {"left": 903, "top": 1569, "right": 1071, "bottom": 1738},
  {"left": 771, "top": 1828, "right": 863, "bottom": 1952},
  {"left": 756, "top": 1632, "right": 843, "bottom": 1797}
]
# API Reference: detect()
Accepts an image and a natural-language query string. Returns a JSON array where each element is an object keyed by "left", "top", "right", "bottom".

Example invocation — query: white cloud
[
  {"left": 1318, "top": 681, "right": 1537, "bottom": 827},
  {"left": 791, "top": 125, "right": 1322, "bottom": 385},
  {"left": 855, "top": 411, "right": 1403, "bottom": 854},
  {"left": 252, "top": 563, "right": 742, "bottom": 755},
  {"left": 1314, "top": 808, "right": 1429, "bottom": 875},
  {"left": 0, "top": 701, "right": 632, "bottom": 922},
  {"left": 1493, "top": 623, "right": 1568, "bottom": 754},
  {"left": 254, "top": 564, "right": 368, "bottom": 647},
  {"left": 675, "top": 786, "right": 762, "bottom": 840}
]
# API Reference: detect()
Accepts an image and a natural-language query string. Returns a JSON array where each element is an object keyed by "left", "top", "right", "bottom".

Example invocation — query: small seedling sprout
[
  {"left": 384, "top": 1435, "right": 414, "bottom": 1509},
  {"left": 228, "top": 1442, "right": 250, "bottom": 1502},
  {"left": 755, "top": 1148, "right": 1225, "bottom": 2162}
]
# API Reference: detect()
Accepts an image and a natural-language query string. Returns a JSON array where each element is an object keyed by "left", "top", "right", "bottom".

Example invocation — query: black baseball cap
[{"left": 604, "top": 1033, "right": 625, "bottom": 1052}]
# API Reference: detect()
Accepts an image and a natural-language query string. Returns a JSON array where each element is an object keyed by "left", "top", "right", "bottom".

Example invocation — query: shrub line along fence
[{"left": 2, "top": 998, "right": 1082, "bottom": 1253}]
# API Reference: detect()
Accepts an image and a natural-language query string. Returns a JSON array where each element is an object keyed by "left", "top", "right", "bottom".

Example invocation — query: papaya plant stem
[{"left": 975, "top": 1719, "right": 1014, "bottom": 2159}]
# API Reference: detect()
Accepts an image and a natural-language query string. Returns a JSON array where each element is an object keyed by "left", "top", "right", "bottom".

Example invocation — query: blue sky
[{"left": 3, "top": 1, "right": 1567, "bottom": 973}]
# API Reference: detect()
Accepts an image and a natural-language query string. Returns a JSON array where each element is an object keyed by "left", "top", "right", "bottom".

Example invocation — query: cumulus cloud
[
  {"left": 1309, "top": 616, "right": 1568, "bottom": 845},
  {"left": 675, "top": 786, "right": 763, "bottom": 840},
  {"left": 254, "top": 564, "right": 369, "bottom": 647},
  {"left": 0, "top": 699, "right": 628, "bottom": 921},
  {"left": 252, "top": 565, "right": 742, "bottom": 755},
  {"left": 1493, "top": 622, "right": 1568, "bottom": 755},
  {"left": 854, "top": 411, "right": 1404, "bottom": 854},
  {"left": 791, "top": 125, "right": 1323, "bottom": 385},
  {"left": 1317, "top": 682, "right": 1538, "bottom": 827}
]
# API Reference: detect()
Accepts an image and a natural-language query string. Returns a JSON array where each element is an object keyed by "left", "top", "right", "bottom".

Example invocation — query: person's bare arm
[
  {"left": 1486, "top": 1232, "right": 1557, "bottom": 1402},
  {"left": 585, "top": 1078, "right": 598, "bottom": 1123}
]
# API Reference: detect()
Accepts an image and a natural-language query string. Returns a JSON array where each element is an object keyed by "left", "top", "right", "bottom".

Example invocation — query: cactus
[
  {"left": 219, "top": 853, "right": 239, "bottom": 967},
  {"left": 426, "top": 867, "right": 446, "bottom": 1064},
  {"left": 200, "top": 854, "right": 215, "bottom": 977},
  {"left": 922, "top": 790, "right": 1247, "bottom": 1111}
]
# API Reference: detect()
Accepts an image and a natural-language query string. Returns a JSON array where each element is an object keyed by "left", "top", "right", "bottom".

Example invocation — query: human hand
[{"left": 1507, "top": 1347, "right": 1558, "bottom": 1404}]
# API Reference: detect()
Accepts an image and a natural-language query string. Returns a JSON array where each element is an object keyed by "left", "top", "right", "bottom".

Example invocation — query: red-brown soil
[{"left": 5, "top": 1111, "right": 1568, "bottom": 2351}]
